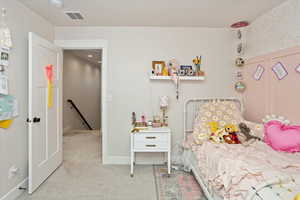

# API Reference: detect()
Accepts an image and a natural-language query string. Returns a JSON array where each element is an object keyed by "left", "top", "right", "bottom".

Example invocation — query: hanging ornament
[
  {"left": 235, "top": 57, "right": 245, "bottom": 67},
  {"left": 231, "top": 21, "right": 249, "bottom": 29},
  {"left": 237, "top": 29, "right": 242, "bottom": 39},
  {"left": 0, "top": 8, "right": 12, "bottom": 48},
  {"left": 234, "top": 81, "right": 246, "bottom": 93},
  {"left": 231, "top": 21, "right": 249, "bottom": 93}
]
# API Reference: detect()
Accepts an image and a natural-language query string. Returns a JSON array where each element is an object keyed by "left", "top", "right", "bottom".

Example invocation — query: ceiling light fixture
[{"left": 49, "top": 0, "right": 64, "bottom": 8}]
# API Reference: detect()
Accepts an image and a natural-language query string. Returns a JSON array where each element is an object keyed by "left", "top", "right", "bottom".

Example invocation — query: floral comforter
[{"left": 189, "top": 141, "right": 300, "bottom": 200}]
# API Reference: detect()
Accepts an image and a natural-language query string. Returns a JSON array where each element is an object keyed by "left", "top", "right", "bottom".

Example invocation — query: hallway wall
[{"left": 63, "top": 51, "right": 101, "bottom": 132}]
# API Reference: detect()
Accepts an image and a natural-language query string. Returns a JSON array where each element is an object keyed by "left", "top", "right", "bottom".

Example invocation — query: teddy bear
[
  {"left": 223, "top": 124, "right": 240, "bottom": 144},
  {"left": 237, "top": 123, "right": 261, "bottom": 146}
]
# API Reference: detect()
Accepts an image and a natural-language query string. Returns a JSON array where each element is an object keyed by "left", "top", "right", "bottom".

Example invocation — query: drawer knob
[
  {"left": 146, "top": 144, "right": 156, "bottom": 147},
  {"left": 146, "top": 136, "right": 156, "bottom": 139}
]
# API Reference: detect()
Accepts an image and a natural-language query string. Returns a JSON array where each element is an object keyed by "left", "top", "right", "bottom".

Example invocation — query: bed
[{"left": 182, "top": 98, "right": 300, "bottom": 200}]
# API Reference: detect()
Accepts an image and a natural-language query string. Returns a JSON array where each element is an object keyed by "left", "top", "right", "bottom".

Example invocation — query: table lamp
[{"left": 160, "top": 96, "right": 168, "bottom": 127}]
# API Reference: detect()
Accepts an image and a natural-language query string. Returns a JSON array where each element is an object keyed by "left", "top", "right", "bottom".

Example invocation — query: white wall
[
  {"left": 247, "top": 0, "right": 300, "bottom": 57},
  {"left": 63, "top": 51, "right": 101, "bottom": 131},
  {"left": 0, "top": 0, "right": 54, "bottom": 199},
  {"left": 55, "top": 27, "right": 236, "bottom": 162}
]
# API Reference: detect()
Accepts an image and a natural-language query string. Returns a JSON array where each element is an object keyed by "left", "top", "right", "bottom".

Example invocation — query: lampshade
[
  {"left": 160, "top": 96, "right": 168, "bottom": 108},
  {"left": 0, "top": 8, "right": 12, "bottom": 48}
]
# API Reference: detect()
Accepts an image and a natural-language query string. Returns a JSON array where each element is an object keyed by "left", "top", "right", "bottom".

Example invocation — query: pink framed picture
[
  {"left": 272, "top": 62, "right": 288, "bottom": 80},
  {"left": 296, "top": 64, "right": 300, "bottom": 73},
  {"left": 253, "top": 65, "right": 264, "bottom": 81}
]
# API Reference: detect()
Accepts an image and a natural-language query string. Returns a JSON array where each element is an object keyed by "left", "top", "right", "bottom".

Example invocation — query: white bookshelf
[{"left": 150, "top": 76, "right": 205, "bottom": 81}]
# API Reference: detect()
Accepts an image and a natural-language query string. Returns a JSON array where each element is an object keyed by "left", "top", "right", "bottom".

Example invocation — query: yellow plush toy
[
  {"left": 208, "top": 121, "right": 218, "bottom": 134},
  {"left": 294, "top": 194, "right": 300, "bottom": 200},
  {"left": 208, "top": 121, "right": 225, "bottom": 144}
]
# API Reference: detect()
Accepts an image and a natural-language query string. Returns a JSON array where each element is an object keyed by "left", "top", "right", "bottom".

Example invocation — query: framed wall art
[
  {"left": 253, "top": 65, "right": 264, "bottom": 81},
  {"left": 272, "top": 62, "right": 288, "bottom": 80}
]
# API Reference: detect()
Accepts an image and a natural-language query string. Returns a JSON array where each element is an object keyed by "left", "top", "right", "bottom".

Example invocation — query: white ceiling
[
  {"left": 18, "top": 0, "right": 287, "bottom": 27},
  {"left": 66, "top": 49, "right": 102, "bottom": 66}
]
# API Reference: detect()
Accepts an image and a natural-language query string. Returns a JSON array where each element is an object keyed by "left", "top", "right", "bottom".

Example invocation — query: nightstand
[{"left": 130, "top": 127, "right": 171, "bottom": 177}]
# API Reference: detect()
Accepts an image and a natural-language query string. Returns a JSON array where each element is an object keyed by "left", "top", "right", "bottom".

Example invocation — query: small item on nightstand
[
  {"left": 153, "top": 115, "right": 160, "bottom": 123},
  {"left": 147, "top": 120, "right": 153, "bottom": 127},
  {"left": 153, "top": 115, "right": 162, "bottom": 127},
  {"left": 141, "top": 114, "right": 145, "bottom": 123},
  {"left": 135, "top": 122, "right": 147, "bottom": 127},
  {"left": 152, "top": 122, "right": 162, "bottom": 128},
  {"left": 131, "top": 112, "right": 136, "bottom": 125}
]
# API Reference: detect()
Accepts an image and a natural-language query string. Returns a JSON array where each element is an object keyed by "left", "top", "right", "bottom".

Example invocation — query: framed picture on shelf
[
  {"left": 152, "top": 61, "right": 166, "bottom": 76},
  {"left": 179, "top": 65, "right": 193, "bottom": 76}
]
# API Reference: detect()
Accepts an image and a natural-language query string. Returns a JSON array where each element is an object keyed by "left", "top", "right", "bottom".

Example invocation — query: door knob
[{"left": 33, "top": 117, "right": 41, "bottom": 123}]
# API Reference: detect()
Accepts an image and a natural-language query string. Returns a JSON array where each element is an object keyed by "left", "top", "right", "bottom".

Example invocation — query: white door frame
[{"left": 54, "top": 39, "right": 109, "bottom": 164}]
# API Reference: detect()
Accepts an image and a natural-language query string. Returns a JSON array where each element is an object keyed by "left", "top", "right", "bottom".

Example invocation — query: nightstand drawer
[
  {"left": 134, "top": 141, "right": 168, "bottom": 150},
  {"left": 134, "top": 133, "right": 169, "bottom": 143}
]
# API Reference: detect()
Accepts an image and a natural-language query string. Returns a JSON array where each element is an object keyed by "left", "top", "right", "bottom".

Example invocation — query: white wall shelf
[{"left": 150, "top": 76, "right": 205, "bottom": 81}]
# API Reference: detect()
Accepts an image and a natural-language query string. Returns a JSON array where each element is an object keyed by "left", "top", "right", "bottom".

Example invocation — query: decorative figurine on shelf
[
  {"left": 167, "top": 59, "right": 179, "bottom": 76},
  {"left": 160, "top": 96, "right": 169, "bottom": 127},
  {"left": 193, "top": 56, "right": 204, "bottom": 76}
]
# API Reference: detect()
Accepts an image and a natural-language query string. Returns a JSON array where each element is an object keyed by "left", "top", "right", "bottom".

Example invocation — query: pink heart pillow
[{"left": 264, "top": 121, "right": 300, "bottom": 153}]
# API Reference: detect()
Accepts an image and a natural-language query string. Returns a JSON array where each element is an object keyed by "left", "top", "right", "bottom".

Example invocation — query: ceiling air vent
[{"left": 64, "top": 11, "right": 84, "bottom": 20}]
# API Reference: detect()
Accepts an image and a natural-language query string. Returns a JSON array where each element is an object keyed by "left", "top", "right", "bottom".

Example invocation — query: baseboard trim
[
  {"left": 0, "top": 178, "right": 28, "bottom": 200},
  {"left": 104, "top": 156, "right": 166, "bottom": 165},
  {"left": 104, "top": 156, "right": 129, "bottom": 165}
]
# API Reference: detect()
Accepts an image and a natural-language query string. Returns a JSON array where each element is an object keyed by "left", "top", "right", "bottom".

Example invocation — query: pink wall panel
[
  {"left": 243, "top": 46, "right": 300, "bottom": 124},
  {"left": 269, "top": 49, "right": 300, "bottom": 124},
  {"left": 243, "top": 57, "right": 269, "bottom": 123}
]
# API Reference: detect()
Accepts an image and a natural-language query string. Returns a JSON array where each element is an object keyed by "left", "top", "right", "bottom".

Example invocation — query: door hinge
[{"left": 26, "top": 118, "right": 32, "bottom": 123}]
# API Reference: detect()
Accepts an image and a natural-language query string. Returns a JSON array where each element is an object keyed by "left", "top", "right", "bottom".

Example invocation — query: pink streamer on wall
[{"left": 45, "top": 64, "right": 53, "bottom": 82}]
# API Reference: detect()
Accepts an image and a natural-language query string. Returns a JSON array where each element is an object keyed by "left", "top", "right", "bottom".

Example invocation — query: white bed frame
[
  {"left": 183, "top": 98, "right": 242, "bottom": 200},
  {"left": 183, "top": 98, "right": 279, "bottom": 200}
]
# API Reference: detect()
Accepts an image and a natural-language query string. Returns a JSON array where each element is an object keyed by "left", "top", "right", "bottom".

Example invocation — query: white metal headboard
[{"left": 183, "top": 98, "right": 243, "bottom": 140}]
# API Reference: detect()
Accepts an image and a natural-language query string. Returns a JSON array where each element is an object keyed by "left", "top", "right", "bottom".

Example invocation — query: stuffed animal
[
  {"left": 294, "top": 194, "right": 300, "bottom": 200},
  {"left": 208, "top": 121, "right": 225, "bottom": 144},
  {"left": 223, "top": 124, "right": 240, "bottom": 144},
  {"left": 194, "top": 132, "right": 209, "bottom": 145},
  {"left": 208, "top": 121, "right": 218, "bottom": 134},
  {"left": 238, "top": 123, "right": 261, "bottom": 146}
]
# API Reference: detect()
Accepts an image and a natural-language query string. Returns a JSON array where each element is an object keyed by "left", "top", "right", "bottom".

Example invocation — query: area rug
[{"left": 153, "top": 165, "right": 206, "bottom": 200}]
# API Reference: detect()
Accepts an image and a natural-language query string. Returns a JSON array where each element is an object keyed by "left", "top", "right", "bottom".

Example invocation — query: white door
[{"left": 28, "top": 32, "right": 63, "bottom": 194}]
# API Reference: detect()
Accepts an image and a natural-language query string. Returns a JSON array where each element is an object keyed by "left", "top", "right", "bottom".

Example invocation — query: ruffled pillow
[{"left": 264, "top": 121, "right": 300, "bottom": 153}]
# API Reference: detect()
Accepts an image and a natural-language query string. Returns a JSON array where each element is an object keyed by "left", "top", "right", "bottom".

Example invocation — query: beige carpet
[{"left": 18, "top": 130, "right": 157, "bottom": 200}]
